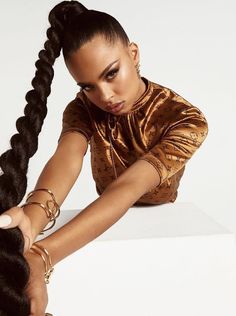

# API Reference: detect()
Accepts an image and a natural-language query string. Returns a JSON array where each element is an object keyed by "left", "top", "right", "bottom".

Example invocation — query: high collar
[{"left": 123, "top": 76, "right": 153, "bottom": 115}]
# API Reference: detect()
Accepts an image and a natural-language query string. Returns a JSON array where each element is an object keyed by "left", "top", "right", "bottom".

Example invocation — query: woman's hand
[
  {"left": 0, "top": 209, "right": 51, "bottom": 314},
  {"left": 24, "top": 249, "right": 49, "bottom": 316},
  {"left": 0, "top": 206, "right": 33, "bottom": 253}
]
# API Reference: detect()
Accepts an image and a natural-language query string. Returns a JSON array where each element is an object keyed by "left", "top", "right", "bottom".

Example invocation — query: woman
[{"left": 0, "top": 1, "right": 208, "bottom": 315}]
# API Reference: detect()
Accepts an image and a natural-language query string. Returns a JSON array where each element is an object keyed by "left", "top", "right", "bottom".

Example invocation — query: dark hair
[
  {"left": 49, "top": 1, "right": 130, "bottom": 60},
  {"left": 0, "top": 1, "right": 129, "bottom": 314}
]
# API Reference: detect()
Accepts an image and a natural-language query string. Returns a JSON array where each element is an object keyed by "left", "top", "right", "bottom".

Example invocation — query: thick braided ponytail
[{"left": 0, "top": 1, "right": 87, "bottom": 315}]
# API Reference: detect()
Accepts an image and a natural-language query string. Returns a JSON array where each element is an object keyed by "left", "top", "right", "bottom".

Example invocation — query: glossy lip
[
  {"left": 106, "top": 101, "right": 124, "bottom": 110},
  {"left": 108, "top": 101, "right": 125, "bottom": 113}
]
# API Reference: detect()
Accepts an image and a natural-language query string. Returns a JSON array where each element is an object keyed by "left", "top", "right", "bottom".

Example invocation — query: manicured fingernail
[{"left": 0, "top": 214, "right": 12, "bottom": 227}]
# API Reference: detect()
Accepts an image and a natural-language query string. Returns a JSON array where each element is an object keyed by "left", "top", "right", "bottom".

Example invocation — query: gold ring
[{"left": 45, "top": 313, "right": 53, "bottom": 316}]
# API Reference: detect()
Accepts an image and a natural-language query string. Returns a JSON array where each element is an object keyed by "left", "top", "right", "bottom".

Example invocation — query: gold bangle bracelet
[
  {"left": 31, "top": 243, "right": 54, "bottom": 284},
  {"left": 20, "top": 188, "right": 60, "bottom": 235},
  {"left": 20, "top": 201, "right": 59, "bottom": 234},
  {"left": 21, "top": 200, "right": 60, "bottom": 222},
  {"left": 30, "top": 246, "right": 48, "bottom": 271},
  {"left": 21, "top": 201, "right": 52, "bottom": 218},
  {"left": 33, "top": 243, "right": 53, "bottom": 268},
  {"left": 25, "top": 189, "right": 61, "bottom": 221},
  {"left": 20, "top": 201, "right": 56, "bottom": 230},
  {"left": 45, "top": 199, "right": 60, "bottom": 220},
  {"left": 26, "top": 188, "right": 57, "bottom": 203}
]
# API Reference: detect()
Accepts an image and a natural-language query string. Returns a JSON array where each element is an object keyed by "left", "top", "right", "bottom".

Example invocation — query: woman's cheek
[{"left": 116, "top": 69, "right": 130, "bottom": 94}]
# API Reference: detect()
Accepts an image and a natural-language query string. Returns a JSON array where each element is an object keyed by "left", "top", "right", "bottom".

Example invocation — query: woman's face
[{"left": 65, "top": 34, "right": 146, "bottom": 115}]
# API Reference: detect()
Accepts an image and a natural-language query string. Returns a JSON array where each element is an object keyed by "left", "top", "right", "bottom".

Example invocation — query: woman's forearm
[
  {"left": 22, "top": 133, "right": 87, "bottom": 240},
  {"left": 23, "top": 155, "right": 81, "bottom": 240},
  {"left": 37, "top": 159, "right": 161, "bottom": 266},
  {"left": 37, "top": 181, "right": 140, "bottom": 266}
]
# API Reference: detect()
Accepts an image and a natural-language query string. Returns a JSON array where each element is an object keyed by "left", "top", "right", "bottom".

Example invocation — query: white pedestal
[{"left": 37, "top": 202, "right": 236, "bottom": 316}]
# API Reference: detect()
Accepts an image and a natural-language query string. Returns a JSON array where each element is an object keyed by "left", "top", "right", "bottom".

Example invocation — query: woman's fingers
[
  {"left": 0, "top": 206, "right": 24, "bottom": 228},
  {"left": 0, "top": 206, "right": 33, "bottom": 252}
]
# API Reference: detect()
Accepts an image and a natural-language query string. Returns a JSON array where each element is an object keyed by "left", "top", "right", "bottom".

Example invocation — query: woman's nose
[{"left": 98, "top": 86, "right": 114, "bottom": 104}]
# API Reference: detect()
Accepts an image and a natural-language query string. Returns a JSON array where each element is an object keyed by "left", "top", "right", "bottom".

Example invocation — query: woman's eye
[
  {"left": 79, "top": 68, "right": 119, "bottom": 92},
  {"left": 106, "top": 68, "right": 119, "bottom": 79},
  {"left": 80, "top": 85, "right": 92, "bottom": 92}
]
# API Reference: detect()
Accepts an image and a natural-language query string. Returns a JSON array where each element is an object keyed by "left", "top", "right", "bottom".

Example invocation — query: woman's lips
[{"left": 107, "top": 101, "right": 125, "bottom": 113}]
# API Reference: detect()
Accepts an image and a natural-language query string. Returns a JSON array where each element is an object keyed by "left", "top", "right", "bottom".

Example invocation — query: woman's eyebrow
[{"left": 77, "top": 59, "right": 119, "bottom": 86}]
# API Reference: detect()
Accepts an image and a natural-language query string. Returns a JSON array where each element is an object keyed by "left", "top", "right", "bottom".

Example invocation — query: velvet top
[{"left": 58, "top": 77, "right": 208, "bottom": 205}]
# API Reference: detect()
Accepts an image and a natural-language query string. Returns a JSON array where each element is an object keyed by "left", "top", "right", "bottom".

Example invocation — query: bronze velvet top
[{"left": 58, "top": 77, "right": 208, "bottom": 205}]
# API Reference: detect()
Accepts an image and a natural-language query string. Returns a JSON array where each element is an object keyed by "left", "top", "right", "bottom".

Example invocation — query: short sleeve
[
  {"left": 138, "top": 98, "right": 209, "bottom": 186},
  {"left": 58, "top": 98, "right": 93, "bottom": 144}
]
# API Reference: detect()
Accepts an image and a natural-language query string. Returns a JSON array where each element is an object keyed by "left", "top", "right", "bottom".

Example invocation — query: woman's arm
[
  {"left": 35, "top": 159, "right": 161, "bottom": 266},
  {"left": 23, "top": 132, "right": 88, "bottom": 240}
]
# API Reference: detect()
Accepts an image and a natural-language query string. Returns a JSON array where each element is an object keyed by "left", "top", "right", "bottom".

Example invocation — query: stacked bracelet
[
  {"left": 31, "top": 242, "right": 54, "bottom": 284},
  {"left": 20, "top": 188, "right": 60, "bottom": 234}
]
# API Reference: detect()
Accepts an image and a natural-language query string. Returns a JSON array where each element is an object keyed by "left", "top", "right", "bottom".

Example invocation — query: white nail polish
[{"left": 0, "top": 214, "right": 12, "bottom": 227}]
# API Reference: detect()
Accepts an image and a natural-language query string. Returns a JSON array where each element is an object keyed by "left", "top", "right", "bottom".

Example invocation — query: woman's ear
[{"left": 128, "top": 42, "right": 140, "bottom": 66}]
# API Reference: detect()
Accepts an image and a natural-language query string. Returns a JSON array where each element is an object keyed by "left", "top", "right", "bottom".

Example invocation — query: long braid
[{"left": 0, "top": 1, "right": 87, "bottom": 315}]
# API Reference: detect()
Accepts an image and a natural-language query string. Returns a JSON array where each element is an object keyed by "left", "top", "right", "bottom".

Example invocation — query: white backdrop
[{"left": 0, "top": 0, "right": 235, "bottom": 231}]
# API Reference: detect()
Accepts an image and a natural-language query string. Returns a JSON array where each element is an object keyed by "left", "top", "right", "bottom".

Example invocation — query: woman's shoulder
[
  {"left": 148, "top": 78, "right": 198, "bottom": 109},
  {"left": 63, "top": 89, "right": 93, "bottom": 111},
  {"left": 148, "top": 78, "right": 183, "bottom": 101}
]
